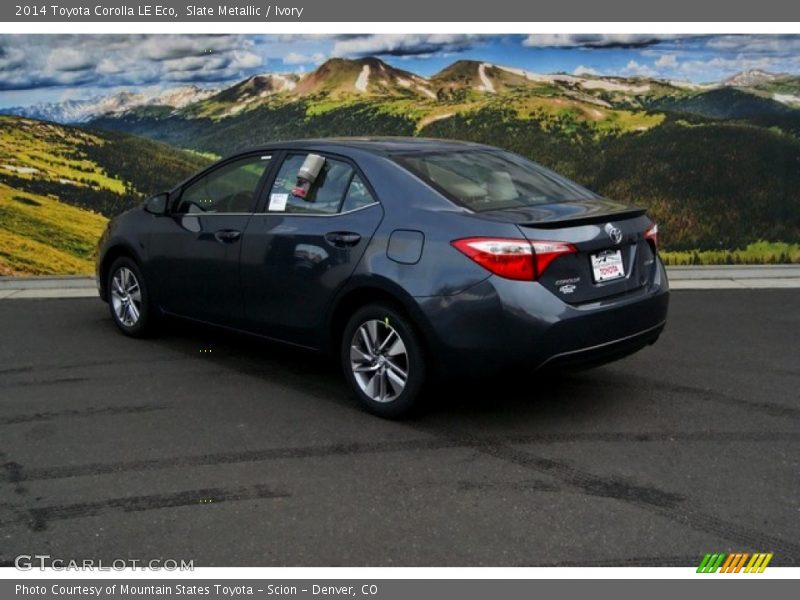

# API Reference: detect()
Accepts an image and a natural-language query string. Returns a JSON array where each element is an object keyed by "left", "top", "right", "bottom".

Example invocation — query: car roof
[{"left": 238, "top": 137, "right": 494, "bottom": 157}]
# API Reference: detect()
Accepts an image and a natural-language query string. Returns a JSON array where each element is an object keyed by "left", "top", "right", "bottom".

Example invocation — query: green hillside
[
  {"left": 0, "top": 115, "right": 210, "bottom": 275},
  {"left": 647, "top": 87, "right": 795, "bottom": 120},
  {"left": 0, "top": 182, "right": 106, "bottom": 275}
]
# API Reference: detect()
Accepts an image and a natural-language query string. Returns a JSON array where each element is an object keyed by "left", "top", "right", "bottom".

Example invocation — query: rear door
[
  {"left": 147, "top": 153, "right": 274, "bottom": 325},
  {"left": 239, "top": 152, "right": 383, "bottom": 347}
]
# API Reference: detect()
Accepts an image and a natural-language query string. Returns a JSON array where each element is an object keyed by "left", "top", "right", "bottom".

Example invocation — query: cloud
[
  {"left": 229, "top": 50, "right": 262, "bottom": 70},
  {"left": 655, "top": 54, "right": 678, "bottom": 68},
  {"left": 97, "top": 58, "right": 126, "bottom": 75},
  {"left": 572, "top": 65, "right": 598, "bottom": 76},
  {"left": 332, "top": 34, "right": 484, "bottom": 57},
  {"left": 159, "top": 50, "right": 262, "bottom": 81},
  {"left": 273, "top": 34, "right": 349, "bottom": 43},
  {"left": 139, "top": 36, "right": 241, "bottom": 61},
  {"left": 624, "top": 59, "right": 657, "bottom": 78},
  {"left": 0, "top": 35, "right": 266, "bottom": 91},
  {"left": 677, "top": 54, "right": 776, "bottom": 78},
  {"left": 46, "top": 48, "right": 95, "bottom": 72},
  {"left": 705, "top": 35, "right": 800, "bottom": 55},
  {"left": 283, "top": 51, "right": 326, "bottom": 65},
  {"left": 0, "top": 46, "right": 25, "bottom": 72},
  {"left": 523, "top": 34, "right": 680, "bottom": 49},
  {"left": 162, "top": 55, "right": 219, "bottom": 73}
]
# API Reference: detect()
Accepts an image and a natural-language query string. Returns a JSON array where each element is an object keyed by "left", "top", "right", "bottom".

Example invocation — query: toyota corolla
[{"left": 96, "top": 138, "right": 669, "bottom": 417}]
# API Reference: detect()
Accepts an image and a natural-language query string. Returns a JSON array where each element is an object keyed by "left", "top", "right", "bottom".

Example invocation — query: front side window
[
  {"left": 267, "top": 154, "right": 360, "bottom": 215},
  {"left": 176, "top": 155, "right": 271, "bottom": 214},
  {"left": 394, "top": 150, "right": 597, "bottom": 212}
]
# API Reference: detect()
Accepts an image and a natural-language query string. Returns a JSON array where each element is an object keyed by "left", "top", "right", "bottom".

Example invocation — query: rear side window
[
  {"left": 394, "top": 150, "right": 597, "bottom": 212},
  {"left": 268, "top": 154, "right": 360, "bottom": 215},
  {"left": 341, "top": 174, "right": 376, "bottom": 213}
]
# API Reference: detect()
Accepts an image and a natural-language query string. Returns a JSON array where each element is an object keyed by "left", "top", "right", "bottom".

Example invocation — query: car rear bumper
[
  {"left": 414, "top": 259, "right": 669, "bottom": 377},
  {"left": 537, "top": 320, "right": 665, "bottom": 370}
]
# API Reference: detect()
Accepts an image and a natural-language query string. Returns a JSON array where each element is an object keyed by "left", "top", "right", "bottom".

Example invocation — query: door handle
[
  {"left": 214, "top": 229, "right": 242, "bottom": 243},
  {"left": 325, "top": 231, "right": 361, "bottom": 247}
]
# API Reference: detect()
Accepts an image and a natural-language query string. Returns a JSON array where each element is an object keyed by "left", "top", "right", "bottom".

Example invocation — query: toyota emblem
[{"left": 604, "top": 223, "right": 623, "bottom": 245}]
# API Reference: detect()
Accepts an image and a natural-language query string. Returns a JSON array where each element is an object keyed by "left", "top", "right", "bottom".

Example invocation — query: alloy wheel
[
  {"left": 350, "top": 319, "right": 409, "bottom": 403},
  {"left": 110, "top": 266, "right": 142, "bottom": 328}
]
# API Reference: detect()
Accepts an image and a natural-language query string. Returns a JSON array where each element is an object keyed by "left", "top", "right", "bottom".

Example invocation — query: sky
[{"left": 3, "top": 33, "right": 800, "bottom": 107}]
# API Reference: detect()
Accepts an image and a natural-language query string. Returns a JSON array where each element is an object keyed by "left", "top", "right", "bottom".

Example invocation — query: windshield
[{"left": 394, "top": 149, "right": 598, "bottom": 211}]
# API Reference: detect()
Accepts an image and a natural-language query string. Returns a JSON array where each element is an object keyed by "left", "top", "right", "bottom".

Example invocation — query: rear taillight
[
  {"left": 451, "top": 238, "right": 534, "bottom": 281},
  {"left": 451, "top": 237, "right": 576, "bottom": 281},
  {"left": 529, "top": 241, "right": 577, "bottom": 278},
  {"left": 644, "top": 223, "right": 658, "bottom": 249}
]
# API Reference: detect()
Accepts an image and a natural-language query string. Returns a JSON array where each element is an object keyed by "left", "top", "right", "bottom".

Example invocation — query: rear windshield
[{"left": 394, "top": 149, "right": 597, "bottom": 211}]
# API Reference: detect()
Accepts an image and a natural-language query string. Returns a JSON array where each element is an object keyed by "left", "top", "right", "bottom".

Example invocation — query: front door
[
  {"left": 148, "top": 153, "right": 273, "bottom": 325},
  {"left": 240, "top": 152, "right": 383, "bottom": 347}
]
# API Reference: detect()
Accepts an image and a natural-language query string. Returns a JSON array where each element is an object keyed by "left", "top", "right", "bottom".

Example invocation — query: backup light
[{"left": 644, "top": 223, "right": 659, "bottom": 249}]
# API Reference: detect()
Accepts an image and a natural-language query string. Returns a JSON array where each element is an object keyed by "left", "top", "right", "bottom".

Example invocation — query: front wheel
[
  {"left": 341, "top": 304, "right": 426, "bottom": 418},
  {"left": 107, "top": 257, "right": 155, "bottom": 337}
]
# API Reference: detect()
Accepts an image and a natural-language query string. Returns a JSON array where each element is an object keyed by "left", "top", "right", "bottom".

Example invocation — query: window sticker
[{"left": 268, "top": 193, "right": 289, "bottom": 211}]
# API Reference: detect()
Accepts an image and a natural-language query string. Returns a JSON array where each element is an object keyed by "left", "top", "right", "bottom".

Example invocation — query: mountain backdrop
[{"left": 2, "top": 57, "right": 800, "bottom": 274}]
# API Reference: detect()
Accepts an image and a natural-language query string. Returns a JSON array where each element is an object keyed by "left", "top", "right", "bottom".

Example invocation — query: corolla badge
[
  {"left": 604, "top": 223, "right": 623, "bottom": 245},
  {"left": 555, "top": 277, "right": 580, "bottom": 295},
  {"left": 558, "top": 284, "right": 577, "bottom": 294}
]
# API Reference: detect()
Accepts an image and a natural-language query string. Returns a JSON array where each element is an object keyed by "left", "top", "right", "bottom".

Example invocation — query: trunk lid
[{"left": 484, "top": 199, "right": 657, "bottom": 304}]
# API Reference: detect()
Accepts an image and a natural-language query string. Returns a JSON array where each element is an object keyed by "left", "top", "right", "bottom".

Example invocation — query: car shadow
[
  {"left": 131, "top": 314, "right": 632, "bottom": 427},
  {"left": 422, "top": 368, "right": 629, "bottom": 423}
]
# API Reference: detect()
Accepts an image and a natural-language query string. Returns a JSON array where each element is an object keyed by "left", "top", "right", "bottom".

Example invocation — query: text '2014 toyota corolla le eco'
[{"left": 96, "top": 138, "right": 668, "bottom": 417}]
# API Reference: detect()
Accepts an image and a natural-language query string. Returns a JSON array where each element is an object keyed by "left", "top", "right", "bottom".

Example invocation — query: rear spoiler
[
  {"left": 519, "top": 207, "right": 647, "bottom": 229},
  {"left": 479, "top": 199, "right": 648, "bottom": 228}
]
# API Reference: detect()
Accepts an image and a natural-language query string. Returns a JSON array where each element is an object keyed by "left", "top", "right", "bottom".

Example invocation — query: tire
[
  {"left": 341, "top": 303, "right": 427, "bottom": 418},
  {"left": 106, "top": 256, "right": 155, "bottom": 338}
]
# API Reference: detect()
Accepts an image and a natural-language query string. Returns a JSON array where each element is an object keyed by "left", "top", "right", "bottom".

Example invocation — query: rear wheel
[
  {"left": 341, "top": 304, "right": 426, "bottom": 418},
  {"left": 107, "top": 257, "right": 155, "bottom": 337}
]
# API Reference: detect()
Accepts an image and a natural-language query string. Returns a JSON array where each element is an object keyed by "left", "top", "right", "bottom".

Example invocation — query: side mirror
[{"left": 144, "top": 192, "right": 169, "bottom": 215}]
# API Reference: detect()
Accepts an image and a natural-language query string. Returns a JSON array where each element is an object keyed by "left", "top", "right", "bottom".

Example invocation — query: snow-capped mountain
[
  {"left": 291, "top": 57, "right": 432, "bottom": 98},
  {"left": 148, "top": 85, "right": 218, "bottom": 109},
  {"left": 2, "top": 85, "right": 217, "bottom": 123},
  {"left": 3, "top": 92, "right": 141, "bottom": 123},
  {"left": 722, "top": 70, "right": 782, "bottom": 87}
]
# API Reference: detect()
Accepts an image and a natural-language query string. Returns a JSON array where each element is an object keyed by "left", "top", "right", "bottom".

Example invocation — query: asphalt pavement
[{"left": 0, "top": 290, "right": 798, "bottom": 567}]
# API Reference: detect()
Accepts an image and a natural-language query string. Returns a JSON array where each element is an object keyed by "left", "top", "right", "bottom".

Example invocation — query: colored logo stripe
[
  {"left": 720, "top": 553, "right": 748, "bottom": 573},
  {"left": 745, "top": 553, "right": 773, "bottom": 573},
  {"left": 697, "top": 553, "right": 773, "bottom": 573},
  {"left": 697, "top": 553, "right": 725, "bottom": 573}
]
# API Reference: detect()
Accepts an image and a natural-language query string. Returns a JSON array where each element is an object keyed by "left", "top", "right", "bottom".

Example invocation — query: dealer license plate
[{"left": 590, "top": 249, "right": 625, "bottom": 282}]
